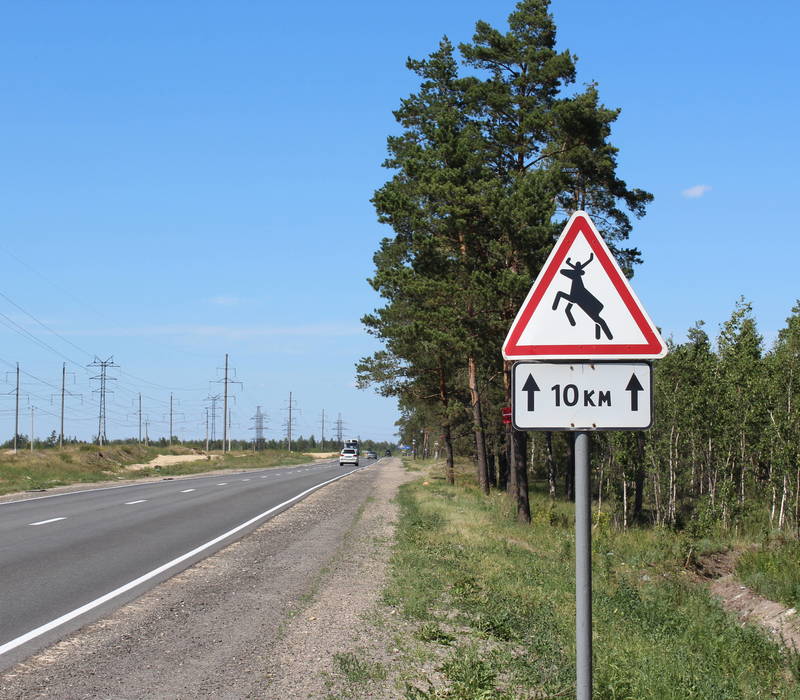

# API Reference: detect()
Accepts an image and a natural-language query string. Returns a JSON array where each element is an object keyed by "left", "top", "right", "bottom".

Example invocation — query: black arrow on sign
[
  {"left": 625, "top": 373, "right": 644, "bottom": 411},
  {"left": 522, "top": 374, "right": 540, "bottom": 411}
]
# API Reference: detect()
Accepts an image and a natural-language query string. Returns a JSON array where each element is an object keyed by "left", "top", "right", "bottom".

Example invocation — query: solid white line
[
  {"left": 29, "top": 517, "right": 66, "bottom": 526},
  {"left": 0, "top": 464, "right": 367, "bottom": 658},
  {"left": 180, "top": 489, "right": 195, "bottom": 493},
  {"left": 124, "top": 500, "right": 147, "bottom": 505}
]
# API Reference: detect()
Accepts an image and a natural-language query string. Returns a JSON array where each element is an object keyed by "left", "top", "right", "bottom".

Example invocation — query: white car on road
[{"left": 339, "top": 448, "right": 358, "bottom": 466}]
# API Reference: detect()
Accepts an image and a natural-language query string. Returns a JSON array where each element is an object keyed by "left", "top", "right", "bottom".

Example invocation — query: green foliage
[
  {"left": 737, "top": 540, "right": 800, "bottom": 609},
  {"left": 388, "top": 473, "right": 798, "bottom": 698}
]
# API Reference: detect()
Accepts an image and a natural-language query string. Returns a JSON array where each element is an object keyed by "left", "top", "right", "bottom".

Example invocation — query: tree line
[{"left": 357, "top": 0, "right": 799, "bottom": 535}]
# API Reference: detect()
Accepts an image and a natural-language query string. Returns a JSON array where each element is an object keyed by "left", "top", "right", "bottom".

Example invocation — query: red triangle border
[{"left": 503, "top": 214, "right": 665, "bottom": 358}]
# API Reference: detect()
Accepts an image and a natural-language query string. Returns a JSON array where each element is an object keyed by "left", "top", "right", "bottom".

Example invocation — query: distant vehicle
[
  {"left": 339, "top": 448, "right": 358, "bottom": 466},
  {"left": 365, "top": 450, "right": 377, "bottom": 459},
  {"left": 344, "top": 439, "right": 360, "bottom": 455},
  {"left": 384, "top": 449, "right": 392, "bottom": 457}
]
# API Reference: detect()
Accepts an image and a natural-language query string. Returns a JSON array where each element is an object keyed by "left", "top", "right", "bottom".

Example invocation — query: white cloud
[{"left": 682, "top": 184, "right": 712, "bottom": 199}]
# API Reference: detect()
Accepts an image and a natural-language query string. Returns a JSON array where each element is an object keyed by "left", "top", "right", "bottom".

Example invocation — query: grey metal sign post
[{"left": 575, "top": 431, "right": 591, "bottom": 700}]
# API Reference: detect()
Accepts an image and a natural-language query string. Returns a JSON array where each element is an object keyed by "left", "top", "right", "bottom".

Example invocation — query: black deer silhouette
[{"left": 551, "top": 253, "right": 613, "bottom": 340}]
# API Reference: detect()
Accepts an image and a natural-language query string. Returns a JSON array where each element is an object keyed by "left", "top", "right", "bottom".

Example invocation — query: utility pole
[
  {"left": 213, "top": 354, "right": 242, "bottom": 453},
  {"left": 52, "top": 363, "right": 80, "bottom": 449},
  {"left": 169, "top": 393, "right": 173, "bottom": 446},
  {"left": 60, "top": 364, "right": 65, "bottom": 449},
  {"left": 14, "top": 363, "right": 19, "bottom": 453},
  {"left": 223, "top": 354, "right": 228, "bottom": 452},
  {"left": 205, "top": 407, "right": 209, "bottom": 451},
  {"left": 227, "top": 408, "right": 232, "bottom": 452},
  {"left": 138, "top": 393, "right": 142, "bottom": 443},
  {"left": 320, "top": 409, "right": 325, "bottom": 451},
  {"left": 283, "top": 392, "right": 298, "bottom": 451},
  {"left": 30, "top": 404, "right": 34, "bottom": 452},
  {"left": 89, "top": 356, "right": 118, "bottom": 445},
  {"left": 144, "top": 418, "right": 150, "bottom": 446}
]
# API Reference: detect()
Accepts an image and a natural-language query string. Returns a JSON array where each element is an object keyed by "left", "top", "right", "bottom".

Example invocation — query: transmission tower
[
  {"left": 89, "top": 356, "right": 118, "bottom": 445},
  {"left": 205, "top": 393, "right": 222, "bottom": 445},
  {"left": 250, "top": 406, "right": 268, "bottom": 450},
  {"left": 335, "top": 413, "right": 344, "bottom": 444},
  {"left": 319, "top": 409, "right": 326, "bottom": 451}
]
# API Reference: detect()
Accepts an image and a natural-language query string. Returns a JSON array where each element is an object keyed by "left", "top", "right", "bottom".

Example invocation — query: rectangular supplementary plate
[{"left": 512, "top": 361, "right": 652, "bottom": 431}]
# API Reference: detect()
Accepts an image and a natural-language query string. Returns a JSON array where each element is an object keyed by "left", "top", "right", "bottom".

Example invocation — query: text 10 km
[{"left": 551, "top": 384, "right": 611, "bottom": 408}]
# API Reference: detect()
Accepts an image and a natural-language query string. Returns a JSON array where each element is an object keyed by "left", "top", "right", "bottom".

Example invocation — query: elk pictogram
[{"left": 551, "top": 253, "right": 613, "bottom": 340}]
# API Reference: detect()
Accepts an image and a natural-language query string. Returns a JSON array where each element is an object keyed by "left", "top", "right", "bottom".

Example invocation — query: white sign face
[
  {"left": 512, "top": 361, "right": 652, "bottom": 431},
  {"left": 503, "top": 211, "right": 667, "bottom": 360}
]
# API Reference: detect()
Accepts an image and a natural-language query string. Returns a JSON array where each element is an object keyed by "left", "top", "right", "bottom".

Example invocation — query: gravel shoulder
[{"left": 0, "top": 458, "right": 414, "bottom": 699}]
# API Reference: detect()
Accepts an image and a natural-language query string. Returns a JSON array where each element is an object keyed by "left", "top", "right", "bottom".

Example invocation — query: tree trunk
[
  {"left": 565, "top": 433, "right": 575, "bottom": 502},
  {"left": 633, "top": 431, "right": 646, "bottom": 523},
  {"left": 442, "top": 421, "right": 455, "bottom": 486},
  {"left": 498, "top": 450, "right": 509, "bottom": 491},
  {"left": 487, "top": 449, "right": 497, "bottom": 488},
  {"left": 514, "top": 428, "right": 531, "bottom": 523},
  {"left": 467, "top": 355, "right": 489, "bottom": 494},
  {"left": 438, "top": 363, "right": 455, "bottom": 486},
  {"left": 546, "top": 431, "right": 556, "bottom": 499}
]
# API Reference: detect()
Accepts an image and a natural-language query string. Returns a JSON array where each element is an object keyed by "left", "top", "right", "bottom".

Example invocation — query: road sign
[
  {"left": 512, "top": 361, "right": 652, "bottom": 430},
  {"left": 503, "top": 211, "right": 666, "bottom": 360}
]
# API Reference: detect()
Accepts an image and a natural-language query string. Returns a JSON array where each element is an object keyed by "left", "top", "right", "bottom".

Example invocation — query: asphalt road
[{"left": 0, "top": 457, "right": 374, "bottom": 671}]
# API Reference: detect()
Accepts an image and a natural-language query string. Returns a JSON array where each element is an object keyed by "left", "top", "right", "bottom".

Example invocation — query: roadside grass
[
  {"left": 0, "top": 445, "right": 311, "bottom": 496},
  {"left": 387, "top": 459, "right": 800, "bottom": 699},
  {"left": 323, "top": 648, "right": 388, "bottom": 700},
  {"left": 737, "top": 539, "right": 800, "bottom": 609}
]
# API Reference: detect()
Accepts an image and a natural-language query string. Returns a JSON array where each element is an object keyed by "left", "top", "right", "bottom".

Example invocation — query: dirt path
[
  {"left": 0, "top": 458, "right": 413, "bottom": 699},
  {"left": 124, "top": 453, "right": 221, "bottom": 471},
  {"left": 697, "top": 550, "right": 800, "bottom": 650}
]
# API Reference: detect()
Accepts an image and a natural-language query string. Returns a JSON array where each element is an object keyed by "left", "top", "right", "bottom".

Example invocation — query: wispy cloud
[
  {"left": 681, "top": 184, "right": 712, "bottom": 199},
  {"left": 65, "top": 323, "right": 364, "bottom": 339},
  {"left": 208, "top": 295, "right": 242, "bottom": 306}
]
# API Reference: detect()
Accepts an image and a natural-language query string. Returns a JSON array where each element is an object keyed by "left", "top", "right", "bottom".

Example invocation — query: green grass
[
  {"left": 332, "top": 650, "right": 387, "bottom": 684},
  {"left": 387, "top": 460, "right": 800, "bottom": 699},
  {"left": 0, "top": 445, "right": 311, "bottom": 496},
  {"left": 737, "top": 539, "right": 800, "bottom": 610}
]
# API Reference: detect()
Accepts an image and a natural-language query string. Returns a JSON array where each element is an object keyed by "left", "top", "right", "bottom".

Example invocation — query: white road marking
[
  {"left": 124, "top": 500, "right": 147, "bottom": 505},
  {"left": 260, "top": 476, "right": 268, "bottom": 479},
  {"left": 0, "top": 464, "right": 367, "bottom": 659},
  {"left": 180, "top": 489, "right": 195, "bottom": 493},
  {"left": 29, "top": 517, "right": 66, "bottom": 526},
  {"left": 217, "top": 483, "right": 228, "bottom": 486},
  {"left": 241, "top": 479, "right": 250, "bottom": 482}
]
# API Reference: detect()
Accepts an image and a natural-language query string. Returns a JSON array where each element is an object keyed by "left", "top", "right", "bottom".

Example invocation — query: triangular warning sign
[{"left": 503, "top": 211, "right": 667, "bottom": 360}]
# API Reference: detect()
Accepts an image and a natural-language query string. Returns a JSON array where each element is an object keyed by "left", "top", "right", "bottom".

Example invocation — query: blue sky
[{"left": 0, "top": 1, "right": 797, "bottom": 444}]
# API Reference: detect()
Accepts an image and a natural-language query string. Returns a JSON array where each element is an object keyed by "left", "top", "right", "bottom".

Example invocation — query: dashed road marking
[
  {"left": 29, "top": 517, "right": 66, "bottom": 526},
  {"left": 180, "top": 489, "right": 196, "bottom": 493},
  {"left": 124, "top": 500, "right": 147, "bottom": 505}
]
